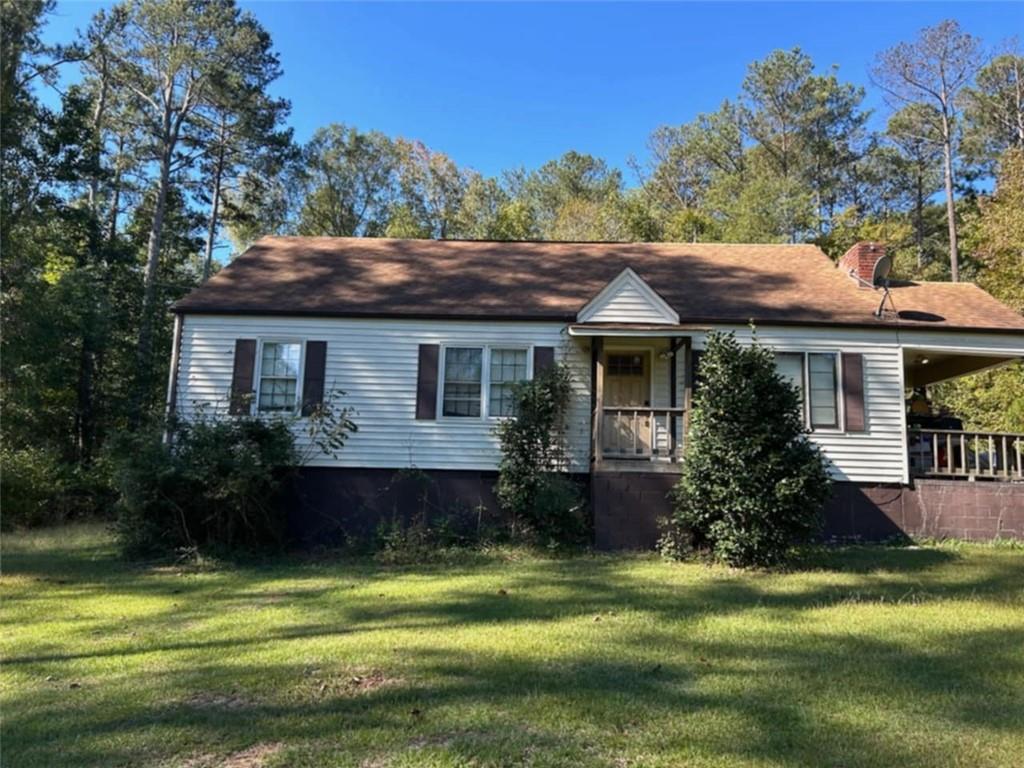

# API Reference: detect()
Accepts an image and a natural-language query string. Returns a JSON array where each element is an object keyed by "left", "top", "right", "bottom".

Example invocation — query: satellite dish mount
[{"left": 848, "top": 253, "right": 895, "bottom": 318}]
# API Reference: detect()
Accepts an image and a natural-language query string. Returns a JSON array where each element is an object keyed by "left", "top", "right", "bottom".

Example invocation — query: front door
[{"left": 603, "top": 351, "right": 652, "bottom": 456}]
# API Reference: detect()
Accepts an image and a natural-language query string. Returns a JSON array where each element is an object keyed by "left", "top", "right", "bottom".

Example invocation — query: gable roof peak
[{"left": 577, "top": 266, "right": 680, "bottom": 325}]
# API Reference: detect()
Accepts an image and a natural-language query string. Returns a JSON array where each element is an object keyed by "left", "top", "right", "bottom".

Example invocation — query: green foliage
[
  {"left": 0, "top": 446, "right": 69, "bottom": 529},
  {"left": 667, "top": 332, "right": 831, "bottom": 567},
  {"left": 495, "top": 363, "right": 586, "bottom": 544},
  {"left": 112, "top": 415, "right": 299, "bottom": 557}
]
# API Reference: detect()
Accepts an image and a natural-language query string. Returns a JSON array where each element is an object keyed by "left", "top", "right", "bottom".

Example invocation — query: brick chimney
[{"left": 839, "top": 241, "right": 887, "bottom": 287}]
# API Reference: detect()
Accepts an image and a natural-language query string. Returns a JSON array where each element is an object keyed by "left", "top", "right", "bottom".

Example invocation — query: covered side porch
[{"left": 903, "top": 345, "right": 1024, "bottom": 481}]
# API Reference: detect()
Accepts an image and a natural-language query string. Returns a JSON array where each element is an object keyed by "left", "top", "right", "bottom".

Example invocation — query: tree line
[{"left": 2, "top": 0, "right": 1022, "bottom": 522}]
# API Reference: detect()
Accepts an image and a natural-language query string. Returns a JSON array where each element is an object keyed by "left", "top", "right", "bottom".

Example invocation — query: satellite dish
[{"left": 871, "top": 254, "right": 893, "bottom": 287}]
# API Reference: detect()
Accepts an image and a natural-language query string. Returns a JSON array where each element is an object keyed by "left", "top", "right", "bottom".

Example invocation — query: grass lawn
[{"left": 2, "top": 526, "right": 1023, "bottom": 768}]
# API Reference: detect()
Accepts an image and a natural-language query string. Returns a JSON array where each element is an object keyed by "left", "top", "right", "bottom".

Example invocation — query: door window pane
[
  {"left": 489, "top": 348, "right": 528, "bottom": 416},
  {"left": 442, "top": 347, "right": 482, "bottom": 417}
]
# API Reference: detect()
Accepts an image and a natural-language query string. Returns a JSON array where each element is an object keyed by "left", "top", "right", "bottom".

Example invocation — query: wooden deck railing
[
  {"left": 599, "top": 407, "right": 686, "bottom": 461},
  {"left": 908, "top": 428, "right": 1024, "bottom": 480}
]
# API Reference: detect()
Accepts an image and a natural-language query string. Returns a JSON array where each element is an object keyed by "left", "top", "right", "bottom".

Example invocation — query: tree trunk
[
  {"left": 915, "top": 170, "right": 924, "bottom": 269},
  {"left": 202, "top": 126, "right": 227, "bottom": 281},
  {"left": 106, "top": 134, "right": 125, "bottom": 243},
  {"left": 940, "top": 111, "right": 960, "bottom": 282},
  {"left": 134, "top": 148, "right": 172, "bottom": 416}
]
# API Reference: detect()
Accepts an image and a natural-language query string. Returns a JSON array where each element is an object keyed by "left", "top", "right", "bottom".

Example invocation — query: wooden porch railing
[
  {"left": 599, "top": 407, "right": 686, "bottom": 461},
  {"left": 908, "top": 428, "right": 1024, "bottom": 480}
]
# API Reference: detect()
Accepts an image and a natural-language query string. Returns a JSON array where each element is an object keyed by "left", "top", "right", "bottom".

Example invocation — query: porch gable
[{"left": 577, "top": 267, "right": 680, "bottom": 325}]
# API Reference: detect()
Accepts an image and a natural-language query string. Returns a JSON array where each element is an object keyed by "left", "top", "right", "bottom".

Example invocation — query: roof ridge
[{"left": 256, "top": 234, "right": 822, "bottom": 247}]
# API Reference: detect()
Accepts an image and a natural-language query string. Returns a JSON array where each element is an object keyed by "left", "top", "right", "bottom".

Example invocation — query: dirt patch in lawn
[
  {"left": 182, "top": 691, "right": 256, "bottom": 711},
  {"left": 181, "top": 742, "right": 283, "bottom": 768},
  {"left": 309, "top": 668, "right": 403, "bottom": 697}
]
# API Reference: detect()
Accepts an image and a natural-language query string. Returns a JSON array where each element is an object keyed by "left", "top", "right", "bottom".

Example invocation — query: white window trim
[
  {"left": 774, "top": 349, "right": 845, "bottom": 433},
  {"left": 253, "top": 338, "right": 305, "bottom": 415},
  {"left": 437, "top": 343, "right": 534, "bottom": 421}
]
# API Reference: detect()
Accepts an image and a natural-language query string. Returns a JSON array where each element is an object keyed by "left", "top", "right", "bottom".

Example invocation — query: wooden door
[{"left": 603, "top": 351, "right": 651, "bottom": 456}]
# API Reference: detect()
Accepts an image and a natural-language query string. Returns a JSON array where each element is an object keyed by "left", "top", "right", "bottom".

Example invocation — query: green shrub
[
  {"left": 113, "top": 416, "right": 299, "bottom": 557},
  {"left": 113, "top": 393, "right": 356, "bottom": 558},
  {"left": 666, "top": 331, "right": 832, "bottom": 567},
  {"left": 0, "top": 447, "right": 69, "bottom": 529},
  {"left": 495, "top": 363, "right": 586, "bottom": 545}
]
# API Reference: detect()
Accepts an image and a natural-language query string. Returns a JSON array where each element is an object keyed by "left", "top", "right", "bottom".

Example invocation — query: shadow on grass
[
  {"left": 4, "top": 529, "right": 1024, "bottom": 767},
  {"left": 6, "top": 621, "right": 1023, "bottom": 767}
]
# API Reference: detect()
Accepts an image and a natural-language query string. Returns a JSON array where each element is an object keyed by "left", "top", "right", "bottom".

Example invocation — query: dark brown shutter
[
  {"left": 229, "top": 339, "right": 257, "bottom": 415},
  {"left": 533, "top": 346, "right": 555, "bottom": 376},
  {"left": 842, "top": 352, "right": 866, "bottom": 432},
  {"left": 301, "top": 341, "right": 327, "bottom": 416},
  {"left": 415, "top": 344, "right": 439, "bottom": 420},
  {"left": 691, "top": 350, "right": 704, "bottom": 394}
]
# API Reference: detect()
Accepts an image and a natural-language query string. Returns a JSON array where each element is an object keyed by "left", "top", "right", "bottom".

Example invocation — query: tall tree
[
  {"left": 872, "top": 20, "right": 984, "bottom": 281},
  {"left": 518, "top": 151, "right": 624, "bottom": 240},
  {"left": 884, "top": 104, "right": 945, "bottom": 267},
  {"left": 99, "top": 0, "right": 286, "bottom": 395},
  {"left": 963, "top": 51, "right": 1024, "bottom": 168},
  {"left": 393, "top": 139, "right": 468, "bottom": 239},
  {"left": 742, "top": 48, "right": 869, "bottom": 239},
  {"left": 295, "top": 124, "right": 400, "bottom": 236}
]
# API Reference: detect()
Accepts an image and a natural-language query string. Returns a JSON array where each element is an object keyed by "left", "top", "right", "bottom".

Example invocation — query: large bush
[
  {"left": 113, "top": 416, "right": 298, "bottom": 557},
  {"left": 667, "top": 332, "right": 832, "bottom": 567},
  {"left": 113, "top": 396, "right": 356, "bottom": 557},
  {"left": 495, "top": 363, "right": 586, "bottom": 544}
]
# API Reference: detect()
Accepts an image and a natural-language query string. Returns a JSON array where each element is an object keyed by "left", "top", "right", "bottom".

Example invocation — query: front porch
[{"left": 568, "top": 326, "right": 692, "bottom": 473}]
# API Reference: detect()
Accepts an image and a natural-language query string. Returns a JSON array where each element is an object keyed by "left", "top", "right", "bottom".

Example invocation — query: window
[
  {"left": 442, "top": 347, "right": 483, "bottom": 417},
  {"left": 607, "top": 353, "right": 645, "bottom": 377},
  {"left": 489, "top": 348, "right": 529, "bottom": 416},
  {"left": 774, "top": 351, "right": 840, "bottom": 429},
  {"left": 776, "top": 353, "right": 805, "bottom": 400},
  {"left": 808, "top": 353, "right": 838, "bottom": 428},
  {"left": 258, "top": 342, "right": 301, "bottom": 412},
  {"left": 440, "top": 346, "right": 532, "bottom": 418}
]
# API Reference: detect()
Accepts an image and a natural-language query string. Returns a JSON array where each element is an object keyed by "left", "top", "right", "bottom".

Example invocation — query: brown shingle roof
[{"left": 173, "top": 236, "right": 1024, "bottom": 333}]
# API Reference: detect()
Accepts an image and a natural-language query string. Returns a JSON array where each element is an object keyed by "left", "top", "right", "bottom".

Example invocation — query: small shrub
[
  {"left": 495, "top": 363, "right": 586, "bottom": 545},
  {"left": 667, "top": 331, "right": 832, "bottom": 567}
]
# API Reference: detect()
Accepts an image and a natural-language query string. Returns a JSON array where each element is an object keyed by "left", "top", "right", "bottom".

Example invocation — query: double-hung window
[
  {"left": 489, "top": 348, "right": 529, "bottom": 416},
  {"left": 258, "top": 341, "right": 302, "bottom": 412},
  {"left": 775, "top": 351, "right": 839, "bottom": 429},
  {"left": 807, "top": 353, "right": 838, "bottom": 428},
  {"left": 441, "top": 346, "right": 531, "bottom": 418},
  {"left": 442, "top": 347, "right": 483, "bottom": 417}
]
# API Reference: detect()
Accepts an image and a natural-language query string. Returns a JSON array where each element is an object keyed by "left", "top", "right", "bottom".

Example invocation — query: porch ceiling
[{"left": 905, "top": 348, "right": 1020, "bottom": 388}]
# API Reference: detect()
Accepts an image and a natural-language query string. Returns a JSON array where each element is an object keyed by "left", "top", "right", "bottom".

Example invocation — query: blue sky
[{"left": 42, "top": 1, "right": 1020, "bottom": 179}]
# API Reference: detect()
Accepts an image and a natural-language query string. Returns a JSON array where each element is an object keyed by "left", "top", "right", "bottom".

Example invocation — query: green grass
[{"left": 2, "top": 526, "right": 1023, "bottom": 768}]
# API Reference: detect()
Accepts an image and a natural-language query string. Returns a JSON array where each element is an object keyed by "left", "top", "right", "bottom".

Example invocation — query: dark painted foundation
[
  {"left": 285, "top": 467, "right": 507, "bottom": 546},
  {"left": 285, "top": 467, "right": 1024, "bottom": 549}
]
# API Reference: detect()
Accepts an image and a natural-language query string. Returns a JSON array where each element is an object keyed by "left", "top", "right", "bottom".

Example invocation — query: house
[{"left": 169, "top": 237, "right": 1024, "bottom": 546}]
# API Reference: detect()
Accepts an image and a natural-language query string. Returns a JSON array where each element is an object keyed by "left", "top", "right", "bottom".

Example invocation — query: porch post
[
  {"left": 682, "top": 338, "right": 693, "bottom": 442},
  {"left": 669, "top": 337, "right": 678, "bottom": 460},
  {"left": 591, "top": 336, "right": 604, "bottom": 471}
]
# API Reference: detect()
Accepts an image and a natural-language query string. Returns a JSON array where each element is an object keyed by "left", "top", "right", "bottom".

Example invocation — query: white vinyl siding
[
  {"left": 174, "top": 315, "right": 1024, "bottom": 483},
  {"left": 577, "top": 269, "right": 679, "bottom": 324},
  {"left": 175, "top": 316, "right": 591, "bottom": 471}
]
